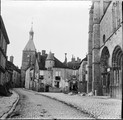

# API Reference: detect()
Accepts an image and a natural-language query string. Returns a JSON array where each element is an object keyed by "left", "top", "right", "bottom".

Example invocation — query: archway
[
  {"left": 112, "top": 45, "right": 123, "bottom": 99},
  {"left": 100, "top": 46, "right": 110, "bottom": 96}
]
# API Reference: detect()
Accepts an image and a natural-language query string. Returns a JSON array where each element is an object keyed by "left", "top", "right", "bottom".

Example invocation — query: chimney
[
  {"left": 64, "top": 53, "right": 67, "bottom": 64},
  {"left": 37, "top": 52, "right": 41, "bottom": 62},
  {"left": 42, "top": 50, "right": 46, "bottom": 56},
  {"left": 10, "top": 56, "right": 14, "bottom": 63},
  {"left": 77, "top": 57, "right": 81, "bottom": 63},
  {"left": 73, "top": 57, "right": 75, "bottom": 62},
  {"left": 71, "top": 55, "right": 75, "bottom": 62},
  {"left": 71, "top": 55, "right": 73, "bottom": 62},
  {"left": 52, "top": 53, "right": 54, "bottom": 57}
]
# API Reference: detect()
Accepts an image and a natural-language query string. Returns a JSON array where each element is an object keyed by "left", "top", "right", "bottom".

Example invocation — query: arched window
[
  {"left": 112, "top": 45, "right": 123, "bottom": 98},
  {"left": 100, "top": 46, "right": 110, "bottom": 95},
  {"left": 112, "top": 46, "right": 123, "bottom": 84}
]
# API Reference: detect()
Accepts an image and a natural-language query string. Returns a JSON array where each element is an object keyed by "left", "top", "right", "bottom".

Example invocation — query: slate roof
[
  {"left": 78, "top": 56, "right": 88, "bottom": 69},
  {"left": 6, "top": 61, "right": 21, "bottom": 73},
  {"left": 24, "top": 27, "right": 36, "bottom": 51},
  {"left": 46, "top": 51, "right": 54, "bottom": 60},
  {"left": 24, "top": 39, "right": 36, "bottom": 51},
  {"left": 38, "top": 54, "right": 68, "bottom": 70},
  {"left": 67, "top": 61, "right": 81, "bottom": 70},
  {"left": 54, "top": 57, "right": 68, "bottom": 69}
]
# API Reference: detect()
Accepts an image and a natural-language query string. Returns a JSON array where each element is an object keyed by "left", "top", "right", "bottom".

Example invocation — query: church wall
[
  {"left": 100, "top": 27, "right": 122, "bottom": 66},
  {"left": 88, "top": 0, "right": 123, "bottom": 98},
  {"left": 100, "top": 1, "right": 122, "bottom": 48},
  {"left": 100, "top": 2, "right": 113, "bottom": 47}
]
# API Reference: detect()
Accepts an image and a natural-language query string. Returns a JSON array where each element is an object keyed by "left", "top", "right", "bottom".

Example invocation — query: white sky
[{"left": 1, "top": 0, "right": 92, "bottom": 68}]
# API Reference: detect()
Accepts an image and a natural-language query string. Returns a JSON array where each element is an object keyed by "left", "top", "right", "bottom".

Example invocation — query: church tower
[{"left": 21, "top": 24, "right": 36, "bottom": 87}]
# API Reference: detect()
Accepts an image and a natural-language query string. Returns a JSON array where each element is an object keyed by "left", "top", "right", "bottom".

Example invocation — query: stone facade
[
  {"left": 87, "top": 0, "right": 123, "bottom": 99},
  {"left": 21, "top": 26, "right": 36, "bottom": 87},
  {"left": 0, "top": 15, "right": 10, "bottom": 86},
  {"left": 24, "top": 50, "right": 81, "bottom": 93},
  {"left": 78, "top": 57, "right": 88, "bottom": 93},
  {"left": 6, "top": 56, "right": 21, "bottom": 88}
]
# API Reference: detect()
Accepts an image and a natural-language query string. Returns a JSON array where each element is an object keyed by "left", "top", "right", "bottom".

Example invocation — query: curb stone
[{"left": 1, "top": 91, "right": 19, "bottom": 119}]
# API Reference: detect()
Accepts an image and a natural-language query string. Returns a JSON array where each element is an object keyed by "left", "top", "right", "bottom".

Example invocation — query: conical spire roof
[
  {"left": 24, "top": 25, "right": 36, "bottom": 51},
  {"left": 46, "top": 51, "right": 54, "bottom": 60},
  {"left": 24, "top": 39, "right": 36, "bottom": 51}
]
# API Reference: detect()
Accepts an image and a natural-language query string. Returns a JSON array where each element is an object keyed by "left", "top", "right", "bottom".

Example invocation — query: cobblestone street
[
  {"left": 1, "top": 0, "right": 122, "bottom": 119},
  {"left": 7, "top": 88, "right": 93, "bottom": 119}
]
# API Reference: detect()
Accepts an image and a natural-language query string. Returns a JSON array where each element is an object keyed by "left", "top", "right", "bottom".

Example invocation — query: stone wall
[{"left": 87, "top": 0, "right": 122, "bottom": 98}]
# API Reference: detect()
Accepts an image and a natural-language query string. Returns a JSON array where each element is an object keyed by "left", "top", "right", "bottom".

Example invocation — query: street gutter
[{"left": 1, "top": 91, "right": 19, "bottom": 119}]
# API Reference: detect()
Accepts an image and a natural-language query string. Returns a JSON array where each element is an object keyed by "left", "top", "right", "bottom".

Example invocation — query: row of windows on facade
[
  {"left": 30, "top": 71, "right": 80, "bottom": 81},
  {"left": 40, "top": 70, "right": 78, "bottom": 76},
  {"left": 39, "top": 76, "right": 61, "bottom": 80}
]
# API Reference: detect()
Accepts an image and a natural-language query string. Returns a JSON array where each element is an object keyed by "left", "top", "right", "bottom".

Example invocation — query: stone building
[
  {"left": 65, "top": 55, "right": 81, "bottom": 93},
  {"left": 6, "top": 56, "right": 21, "bottom": 88},
  {"left": 21, "top": 25, "right": 36, "bottom": 87},
  {"left": 87, "top": 0, "right": 122, "bottom": 99},
  {"left": 78, "top": 56, "right": 88, "bottom": 93},
  {"left": 0, "top": 15, "right": 10, "bottom": 95},
  {"left": 24, "top": 50, "right": 81, "bottom": 93}
]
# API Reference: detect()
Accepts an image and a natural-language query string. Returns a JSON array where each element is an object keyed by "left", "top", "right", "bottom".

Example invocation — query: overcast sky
[{"left": 1, "top": 0, "right": 92, "bottom": 68}]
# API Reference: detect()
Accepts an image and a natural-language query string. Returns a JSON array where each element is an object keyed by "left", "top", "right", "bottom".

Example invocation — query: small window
[
  {"left": 55, "top": 76, "right": 60, "bottom": 80},
  {"left": 103, "top": 35, "right": 106, "bottom": 43},
  {"left": 39, "top": 75, "right": 44, "bottom": 80}
]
